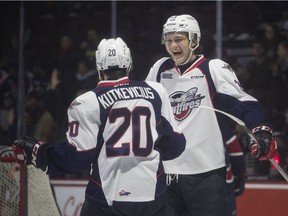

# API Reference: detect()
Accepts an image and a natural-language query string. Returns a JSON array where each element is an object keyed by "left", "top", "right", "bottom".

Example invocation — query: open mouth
[{"left": 172, "top": 50, "right": 182, "bottom": 58}]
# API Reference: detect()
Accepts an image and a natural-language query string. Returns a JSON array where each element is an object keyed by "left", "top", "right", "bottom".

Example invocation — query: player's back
[{"left": 83, "top": 77, "right": 184, "bottom": 205}]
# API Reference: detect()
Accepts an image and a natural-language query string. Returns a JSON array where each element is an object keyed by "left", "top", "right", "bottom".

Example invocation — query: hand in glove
[
  {"left": 12, "top": 136, "right": 52, "bottom": 171},
  {"left": 249, "top": 123, "right": 277, "bottom": 161},
  {"left": 234, "top": 176, "right": 245, "bottom": 197}
]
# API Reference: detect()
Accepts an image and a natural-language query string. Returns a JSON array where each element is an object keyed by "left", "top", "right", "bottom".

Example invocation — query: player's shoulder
[
  {"left": 145, "top": 80, "right": 164, "bottom": 89},
  {"left": 145, "top": 80, "right": 167, "bottom": 96},
  {"left": 68, "top": 91, "right": 97, "bottom": 113},
  {"left": 153, "top": 57, "right": 171, "bottom": 66},
  {"left": 74, "top": 90, "right": 95, "bottom": 102},
  {"left": 209, "top": 58, "right": 233, "bottom": 72},
  {"left": 151, "top": 57, "right": 175, "bottom": 72}
]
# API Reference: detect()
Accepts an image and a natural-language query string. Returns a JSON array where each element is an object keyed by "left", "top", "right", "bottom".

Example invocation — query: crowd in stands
[
  {"left": 1, "top": 1, "right": 288, "bottom": 180},
  {"left": 230, "top": 23, "right": 288, "bottom": 180}
]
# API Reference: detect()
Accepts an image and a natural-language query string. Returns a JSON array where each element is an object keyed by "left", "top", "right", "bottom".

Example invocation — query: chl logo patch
[
  {"left": 161, "top": 73, "right": 173, "bottom": 79},
  {"left": 222, "top": 63, "right": 234, "bottom": 72},
  {"left": 169, "top": 88, "right": 205, "bottom": 121},
  {"left": 68, "top": 100, "right": 81, "bottom": 110}
]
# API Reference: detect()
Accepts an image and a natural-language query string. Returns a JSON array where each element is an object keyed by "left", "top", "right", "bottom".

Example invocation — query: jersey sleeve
[
  {"left": 209, "top": 59, "right": 265, "bottom": 128},
  {"left": 146, "top": 57, "right": 170, "bottom": 82},
  {"left": 209, "top": 59, "right": 257, "bottom": 102},
  {"left": 47, "top": 91, "right": 102, "bottom": 174},
  {"left": 66, "top": 91, "right": 101, "bottom": 151},
  {"left": 147, "top": 81, "right": 186, "bottom": 160}
]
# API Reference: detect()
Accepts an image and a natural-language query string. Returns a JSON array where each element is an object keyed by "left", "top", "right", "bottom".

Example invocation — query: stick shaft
[
  {"left": 269, "top": 159, "right": 288, "bottom": 181},
  {"left": 199, "top": 105, "right": 288, "bottom": 182}
]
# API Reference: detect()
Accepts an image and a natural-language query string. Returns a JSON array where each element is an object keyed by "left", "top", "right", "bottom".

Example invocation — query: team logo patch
[
  {"left": 222, "top": 63, "right": 234, "bottom": 72},
  {"left": 170, "top": 88, "right": 205, "bottom": 121},
  {"left": 119, "top": 189, "right": 131, "bottom": 196},
  {"left": 68, "top": 100, "right": 81, "bottom": 110}
]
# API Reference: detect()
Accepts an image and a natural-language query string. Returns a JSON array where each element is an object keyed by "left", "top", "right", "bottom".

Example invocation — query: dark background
[
  {"left": 1, "top": 1, "right": 287, "bottom": 80},
  {"left": 1, "top": 1, "right": 288, "bottom": 180}
]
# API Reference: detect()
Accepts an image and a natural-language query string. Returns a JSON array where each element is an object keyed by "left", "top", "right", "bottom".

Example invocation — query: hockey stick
[{"left": 199, "top": 105, "right": 288, "bottom": 182}]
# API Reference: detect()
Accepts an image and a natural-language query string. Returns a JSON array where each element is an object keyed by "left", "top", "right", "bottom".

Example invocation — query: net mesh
[{"left": 0, "top": 146, "right": 60, "bottom": 216}]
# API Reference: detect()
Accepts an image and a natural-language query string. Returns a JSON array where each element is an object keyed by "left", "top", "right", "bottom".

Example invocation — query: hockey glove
[
  {"left": 12, "top": 136, "right": 52, "bottom": 171},
  {"left": 234, "top": 176, "right": 245, "bottom": 197},
  {"left": 249, "top": 123, "right": 277, "bottom": 161}
]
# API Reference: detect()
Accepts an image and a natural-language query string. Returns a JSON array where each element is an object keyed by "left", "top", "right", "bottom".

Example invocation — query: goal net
[{"left": 0, "top": 146, "right": 60, "bottom": 216}]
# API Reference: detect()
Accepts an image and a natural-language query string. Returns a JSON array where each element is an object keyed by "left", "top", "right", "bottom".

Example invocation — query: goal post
[{"left": 0, "top": 147, "right": 61, "bottom": 216}]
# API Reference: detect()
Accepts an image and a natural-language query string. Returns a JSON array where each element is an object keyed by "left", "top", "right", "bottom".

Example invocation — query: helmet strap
[{"left": 177, "top": 40, "right": 198, "bottom": 66}]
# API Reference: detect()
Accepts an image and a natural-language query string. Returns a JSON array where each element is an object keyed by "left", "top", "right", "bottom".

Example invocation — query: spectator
[
  {"left": 44, "top": 68, "right": 69, "bottom": 143},
  {"left": 0, "top": 64, "right": 26, "bottom": 142},
  {"left": 275, "top": 41, "right": 288, "bottom": 84},
  {"left": 79, "top": 29, "right": 101, "bottom": 66},
  {"left": 56, "top": 35, "right": 79, "bottom": 74},
  {"left": 53, "top": 35, "right": 79, "bottom": 106},
  {"left": 74, "top": 59, "right": 98, "bottom": 96},
  {"left": 26, "top": 60, "right": 50, "bottom": 95},
  {"left": 261, "top": 23, "right": 283, "bottom": 59},
  {"left": 266, "top": 41, "right": 288, "bottom": 115},
  {"left": 0, "top": 93, "right": 17, "bottom": 142},
  {"left": 0, "top": 64, "right": 18, "bottom": 105},
  {"left": 25, "top": 91, "right": 56, "bottom": 143},
  {"left": 245, "top": 40, "right": 273, "bottom": 106},
  {"left": 2, "top": 33, "right": 19, "bottom": 67}
]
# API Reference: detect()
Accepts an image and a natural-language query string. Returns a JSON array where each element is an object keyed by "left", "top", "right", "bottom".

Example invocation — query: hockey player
[
  {"left": 222, "top": 120, "right": 245, "bottom": 216},
  {"left": 146, "top": 14, "right": 277, "bottom": 216},
  {"left": 13, "top": 37, "right": 186, "bottom": 216}
]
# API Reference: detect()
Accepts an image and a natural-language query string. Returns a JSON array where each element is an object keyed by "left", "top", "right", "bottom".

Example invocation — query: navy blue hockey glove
[
  {"left": 234, "top": 176, "right": 245, "bottom": 197},
  {"left": 249, "top": 123, "right": 277, "bottom": 161},
  {"left": 12, "top": 136, "right": 52, "bottom": 171}
]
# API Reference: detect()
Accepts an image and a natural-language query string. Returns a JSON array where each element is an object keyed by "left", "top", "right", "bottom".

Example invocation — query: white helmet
[
  {"left": 161, "top": 14, "right": 201, "bottom": 46},
  {"left": 95, "top": 37, "right": 132, "bottom": 80}
]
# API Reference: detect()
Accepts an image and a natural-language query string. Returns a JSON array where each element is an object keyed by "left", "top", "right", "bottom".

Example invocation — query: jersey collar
[
  {"left": 176, "top": 55, "right": 206, "bottom": 75},
  {"left": 97, "top": 76, "right": 130, "bottom": 87}
]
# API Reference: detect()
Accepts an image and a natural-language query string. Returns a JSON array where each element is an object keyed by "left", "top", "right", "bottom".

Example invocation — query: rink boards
[
  {"left": 237, "top": 182, "right": 288, "bottom": 216},
  {"left": 50, "top": 180, "right": 288, "bottom": 216}
]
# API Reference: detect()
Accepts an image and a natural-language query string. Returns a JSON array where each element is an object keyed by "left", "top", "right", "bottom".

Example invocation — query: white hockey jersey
[
  {"left": 46, "top": 77, "right": 185, "bottom": 205},
  {"left": 146, "top": 55, "right": 265, "bottom": 175}
]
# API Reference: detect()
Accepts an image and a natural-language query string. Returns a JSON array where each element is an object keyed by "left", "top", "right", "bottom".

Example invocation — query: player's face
[{"left": 164, "top": 32, "right": 191, "bottom": 65}]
